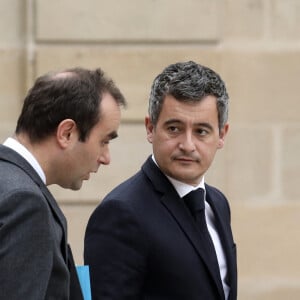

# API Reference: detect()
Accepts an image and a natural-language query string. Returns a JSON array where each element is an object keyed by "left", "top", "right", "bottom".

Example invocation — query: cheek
[
  {"left": 155, "top": 143, "right": 178, "bottom": 162},
  {"left": 79, "top": 143, "right": 98, "bottom": 163},
  {"left": 201, "top": 144, "right": 219, "bottom": 163},
  {"left": 196, "top": 140, "right": 218, "bottom": 156}
]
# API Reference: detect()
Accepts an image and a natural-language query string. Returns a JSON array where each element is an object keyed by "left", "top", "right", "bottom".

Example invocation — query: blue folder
[{"left": 76, "top": 265, "right": 92, "bottom": 300}]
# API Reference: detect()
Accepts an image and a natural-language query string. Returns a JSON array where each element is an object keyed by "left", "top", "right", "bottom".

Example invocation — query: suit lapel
[
  {"left": 142, "top": 157, "right": 225, "bottom": 299},
  {"left": 0, "top": 145, "right": 68, "bottom": 260},
  {"left": 206, "top": 186, "right": 237, "bottom": 298},
  {"left": 161, "top": 193, "right": 225, "bottom": 299},
  {"left": 39, "top": 184, "right": 68, "bottom": 260}
]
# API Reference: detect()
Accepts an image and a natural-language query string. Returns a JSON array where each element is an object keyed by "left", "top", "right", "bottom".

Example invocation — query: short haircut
[
  {"left": 16, "top": 67, "right": 126, "bottom": 142},
  {"left": 148, "top": 61, "right": 229, "bottom": 130}
]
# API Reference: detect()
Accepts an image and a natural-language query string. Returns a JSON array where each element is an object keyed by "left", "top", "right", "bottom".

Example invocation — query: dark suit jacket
[
  {"left": 85, "top": 156, "right": 237, "bottom": 300},
  {"left": 0, "top": 145, "right": 83, "bottom": 300}
]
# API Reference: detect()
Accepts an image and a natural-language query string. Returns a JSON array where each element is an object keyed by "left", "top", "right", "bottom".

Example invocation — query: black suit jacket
[
  {"left": 0, "top": 145, "right": 83, "bottom": 299},
  {"left": 85, "top": 156, "right": 237, "bottom": 299}
]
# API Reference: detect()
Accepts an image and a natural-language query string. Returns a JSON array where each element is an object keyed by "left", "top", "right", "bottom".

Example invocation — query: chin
[{"left": 70, "top": 181, "right": 83, "bottom": 191}]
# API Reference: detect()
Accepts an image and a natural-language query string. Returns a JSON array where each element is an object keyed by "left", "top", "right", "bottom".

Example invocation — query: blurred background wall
[{"left": 1, "top": 0, "right": 300, "bottom": 299}]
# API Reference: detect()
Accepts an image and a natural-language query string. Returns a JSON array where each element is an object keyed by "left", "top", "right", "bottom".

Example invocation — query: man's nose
[
  {"left": 98, "top": 149, "right": 111, "bottom": 166},
  {"left": 179, "top": 132, "right": 196, "bottom": 152}
]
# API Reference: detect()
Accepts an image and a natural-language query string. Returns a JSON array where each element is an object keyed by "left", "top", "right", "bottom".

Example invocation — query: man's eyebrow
[
  {"left": 164, "top": 119, "right": 182, "bottom": 125},
  {"left": 164, "top": 119, "right": 214, "bottom": 131},
  {"left": 195, "top": 122, "right": 214, "bottom": 131}
]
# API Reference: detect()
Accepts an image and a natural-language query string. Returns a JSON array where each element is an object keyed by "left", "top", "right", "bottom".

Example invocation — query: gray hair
[{"left": 148, "top": 61, "right": 229, "bottom": 130}]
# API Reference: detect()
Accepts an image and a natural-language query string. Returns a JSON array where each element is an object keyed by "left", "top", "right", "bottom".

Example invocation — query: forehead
[
  {"left": 99, "top": 93, "right": 121, "bottom": 118},
  {"left": 159, "top": 95, "right": 218, "bottom": 123},
  {"left": 91, "top": 94, "right": 121, "bottom": 134}
]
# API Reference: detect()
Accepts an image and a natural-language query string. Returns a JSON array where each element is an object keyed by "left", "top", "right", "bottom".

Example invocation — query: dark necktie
[{"left": 183, "top": 189, "right": 221, "bottom": 280}]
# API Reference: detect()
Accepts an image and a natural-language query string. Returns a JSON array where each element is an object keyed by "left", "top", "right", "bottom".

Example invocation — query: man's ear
[
  {"left": 218, "top": 123, "right": 229, "bottom": 149},
  {"left": 56, "top": 119, "right": 77, "bottom": 149},
  {"left": 145, "top": 116, "right": 154, "bottom": 144}
]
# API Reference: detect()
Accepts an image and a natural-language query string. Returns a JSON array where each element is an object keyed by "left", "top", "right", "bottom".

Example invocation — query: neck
[{"left": 14, "top": 133, "right": 56, "bottom": 185}]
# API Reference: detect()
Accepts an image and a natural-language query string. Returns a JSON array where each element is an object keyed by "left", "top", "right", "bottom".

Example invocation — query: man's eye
[
  {"left": 197, "top": 129, "right": 209, "bottom": 136},
  {"left": 168, "top": 126, "right": 179, "bottom": 133}
]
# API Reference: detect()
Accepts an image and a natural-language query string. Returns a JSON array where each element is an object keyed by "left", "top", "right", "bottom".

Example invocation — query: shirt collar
[
  {"left": 3, "top": 137, "right": 46, "bottom": 184},
  {"left": 151, "top": 154, "right": 205, "bottom": 198}
]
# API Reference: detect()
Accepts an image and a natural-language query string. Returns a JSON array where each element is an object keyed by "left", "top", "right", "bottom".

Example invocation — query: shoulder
[
  {"left": 0, "top": 188, "right": 55, "bottom": 255},
  {"left": 0, "top": 158, "right": 49, "bottom": 220},
  {"left": 205, "top": 184, "right": 227, "bottom": 200},
  {"left": 103, "top": 168, "right": 153, "bottom": 204},
  {"left": 91, "top": 172, "right": 148, "bottom": 223},
  {"left": 205, "top": 183, "right": 231, "bottom": 216},
  {"left": 87, "top": 166, "right": 163, "bottom": 231},
  {"left": 0, "top": 160, "right": 42, "bottom": 195},
  {"left": 0, "top": 146, "right": 42, "bottom": 185},
  {"left": 1, "top": 188, "right": 51, "bottom": 219}
]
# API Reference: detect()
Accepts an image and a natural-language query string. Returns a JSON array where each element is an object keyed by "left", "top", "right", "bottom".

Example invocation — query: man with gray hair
[{"left": 85, "top": 61, "right": 237, "bottom": 300}]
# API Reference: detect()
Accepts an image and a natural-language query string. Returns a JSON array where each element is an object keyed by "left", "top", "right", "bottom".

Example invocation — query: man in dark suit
[
  {"left": 0, "top": 67, "right": 126, "bottom": 299},
  {"left": 85, "top": 61, "right": 237, "bottom": 299}
]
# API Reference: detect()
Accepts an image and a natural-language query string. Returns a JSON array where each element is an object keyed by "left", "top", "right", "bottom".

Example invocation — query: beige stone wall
[{"left": 1, "top": 0, "right": 300, "bottom": 298}]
